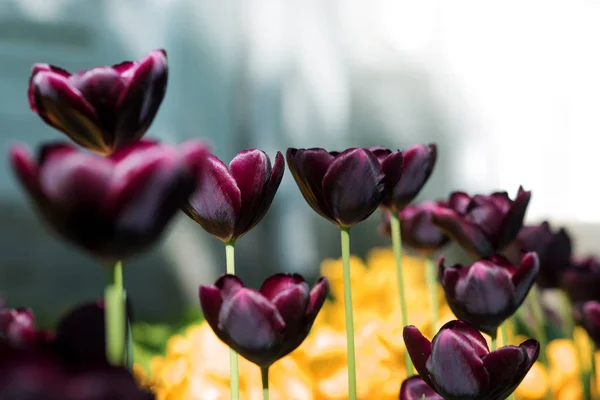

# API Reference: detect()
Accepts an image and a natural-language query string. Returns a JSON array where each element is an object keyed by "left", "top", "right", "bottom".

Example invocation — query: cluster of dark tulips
[{"left": 2, "top": 47, "right": 599, "bottom": 400}]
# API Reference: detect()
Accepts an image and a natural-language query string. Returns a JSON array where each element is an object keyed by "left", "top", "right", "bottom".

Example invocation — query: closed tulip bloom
[
  {"left": 380, "top": 201, "right": 450, "bottom": 256},
  {"left": 399, "top": 376, "right": 443, "bottom": 400},
  {"left": 199, "top": 273, "right": 328, "bottom": 367},
  {"left": 403, "top": 320, "right": 540, "bottom": 400},
  {"left": 516, "top": 221, "right": 572, "bottom": 289},
  {"left": 286, "top": 147, "right": 384, "bottom": 228},
  {"left": 562, "top": 257, "right": 600, "bottom": 304},
  {"left": 440, "top": 253, "right": 539, "bottom": 336},
  {"left": 28, "top": 49, "right": 168, "bottom": 155},
  {"left": 183, "top": 149, "right": 284, "bottom": 243},
  {"left": 10, "top": 140, "right": 207, "bottom": 262},
  {"left": 432, "top": 188, "right": 531, "bottom": 258},
  {"left": 371, "top": 144, "right": 437, "bottom": 211},
  {"left": 575, "top": 301, "right": 600, "bottom": 348}
]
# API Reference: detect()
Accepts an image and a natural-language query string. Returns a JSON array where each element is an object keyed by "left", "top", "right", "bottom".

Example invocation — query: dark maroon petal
[
  {"left": 580, "top": 301, "right": 600, "bottom": 347},
  {"left": 466, "top": 201, "right": 505, "bottom": 241},
  {"left": 259, "top": 274, "right": 310, "bottom": 333},
  {"left": 259, "top": 273, "right": 307, "bottom": 301},
  {"left": 426, "top": 328, "right": 490, "bottom": 398},
  {"left": 403, "top": 326, "right": 434, "bottom": 387},
  {"left": 392, "top": 144, "right": 437, "bottom": 210},
  {"left": 400, "top": 202, "right": 450, "bottom": 254},
  {"left": 496, "top": 189, "right": 531, "bottom": 250},
  {"left": 482, "top": 346, "right": 524, "bottom": 394},
  {"left": 28, "top": 64, "right": 70, "bottom": 111},
  {"left": 511, "top": 252, "right": 539, "bottom": 303},
  {"left": 432, "top": 207, "right": 495, "bottom": 257},
  {"left": 215, "top": 274, "right": 245, "bottom": 297},
  {"left": 448, "top": 192, "right": 472, "bottom": 214},
  {"left": 494, "top": 339, "right": 540, "bottom": 399},
  {"left": 399, "top": 376, "right": 443, "bottom": 400},
  {"left": 199, "top": 285, "right": 224, "bottom": 335},
  {"left": 0, "top": 308, "right": 38, "bottom": 348},
  {"left": 321, "top": 148, "right": 384, "bottom": 228},
  {"left": 286, "top": 148, "right": 336, "bottom": 223},
  {"left": 114, "top": 49, "right": 168, "bottom": 148},
  {"left": 487, "top": 191, "right": 512, "bottom": 212},
  {"left": 368, "top": 146, "right": 391, "bottom": 164},
  {"left": 438, "top": 320, "right": 489, "bottom": 357},
  {"left": 440, "top": 262, "right": 460, "bottom": 301},
  {"left": 183, "top": 154, "right": 241, "bottom": 242},
  {"left": 30, "top": 70, "right": 105, "bottom": 152},
  {"left": 10, "top": 145, "right": 41, "bottom": 196},
  {"left": 379, "top": 150, "right": 403, "bottom": 208},
  {"left": 306, "top": 277, "right": 329, "bottom": 319}
]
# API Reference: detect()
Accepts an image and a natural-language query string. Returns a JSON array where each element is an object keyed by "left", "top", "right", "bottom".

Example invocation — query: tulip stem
[
  {"left": 528, "top": 286, "right": 549, "bottom": 366},
  {"left": 500, "top": 322, "right": 509, "bottom": 347},
  {"left": 340, "top": 227, "right": 357, "bottom": 400},
  {"left": 261, "top": 367, "right": 270, "bottom": 400},
  {"left": 104, "top": 260, "right": 126, "bottom": 366},
  {"left": 225, "top": 241, "right": 240, "bottom": 400},
  {"left": 556, "top": 290, "right": 575, "bottom": 339},
  {"left": 389, "top": 212, "right": 413, "bottom": 373},
  {"left": 491, "top": 330, "right": 498, "bottom": 351},
  {"left": 425, "top": 257, "right": 439, "bottom": 336}
]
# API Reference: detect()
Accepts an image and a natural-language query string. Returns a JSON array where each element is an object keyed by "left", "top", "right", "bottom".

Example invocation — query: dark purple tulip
[
  {"left": 10, "top": 139, "right": 207, "bottom": 262},
  {"left": 199, "top": 273, "right": 329, "bottom": 367},
  {"left": 440, "top": 253, "right": 539, "bottom": 336},
  {"left": 380, "top": 201, "right": 450, "bottom": 256},
  {"left": 399, "top": 376, "right": 443, "bottom": 400},
  {"left": 575, "top": 301, "right": 600, "bottom": 348},
  {"left": 286, "top": 147, "right": 384, "bottom": 228},
  {"left": 403, "top": 320, "right": 540, "bottom": 400},
  {"left": 0, "top": 307, "right": 53, "bottom": 350},
  {"left": 28, "top": 49, "right": 168, "bottom": 155},
  {"left": 182, "top": 149, "right": 284, "bottom": 243},
  {"left": 515, "top": 221, "right": 572, "bottom": 289},
  {"left": 562, "top": 257, "right": 600, "bottom": 304},
  {"left": 371, "top": 144, "right": 437, "bottom": 210},
  {"left": 432, "top": 188, "right": 532, "bottom": 258}
]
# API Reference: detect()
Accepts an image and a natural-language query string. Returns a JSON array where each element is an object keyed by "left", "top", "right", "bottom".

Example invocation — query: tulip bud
[
  {"left": 562, "top": 257, "right": 600, "bottom": 304},
  {"left": 576, "top": 301, "right": 600, "bottom": 348},
  {"left": 399, "top": 376, "right": 443, "bottom": 400}
]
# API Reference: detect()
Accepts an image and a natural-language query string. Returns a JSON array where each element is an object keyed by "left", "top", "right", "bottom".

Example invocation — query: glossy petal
[
  {"left": 579, "top": 301, "right": 600, "bottom": 347},
  {"left": 482, "top": 346, "right": 524, "bottom": 397},
  {"left": 392, "top": 144, "right": 437, "bottom": 210},
  {"left": 306, "top": 277, "right": 329, "bottom": 319},
  {"left": 399, "top": 376, "right": 443, "bottom": 400},
  {"left": 321, "top": 148, "right": 384, "bottom": 227},
  {"left": 562, "top": 257, "right": 600, "bottom": 303},
  {"left": 398, "top": 201, "right": 450, "bottom": 254},
  {"left": 0, "top": 308, "right": 38, "bottom": 348},
  {"left": 432, "top": 208, "right": 495, "bottom": 257},
  {"left": 438, "top": 320, "right": 490, "bottom": 357},
  {"left": 378, "top": 150, "right": 404, "bottom": 207},
  {"left": 511, "top": 252, "right": 539, "bottom": 302},
  {"left": 403, "top": 326, "right": 434, "bottom": 387},
  {"left": 259, "top": 273, "right": 310, "bottom": 333},
  {"left": 496, "top": 188, "right": 531, "bottom": 249}
]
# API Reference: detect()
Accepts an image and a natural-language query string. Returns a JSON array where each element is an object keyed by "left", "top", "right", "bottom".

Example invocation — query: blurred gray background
[{"left": 1, "top": 0, "right": 599, "bottom": 326}]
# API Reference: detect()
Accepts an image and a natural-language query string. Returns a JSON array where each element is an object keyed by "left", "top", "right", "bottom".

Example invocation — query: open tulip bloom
[
  {"left": 404, "top": 320, "right": 540, "bottom": 400},
  {"left": 28, "top": 49, "right": 168, "bottom": 155}
]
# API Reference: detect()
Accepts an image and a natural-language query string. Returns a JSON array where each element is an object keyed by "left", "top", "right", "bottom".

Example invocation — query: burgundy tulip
[
  {"left": 380, "top": 201, "right": 450, "bottom": 256},
  {"left": 0, "top": 307, "right": 53, "bottom": 350},
  {"left": 28, "top": 49, "right": 168, "bottom": 155},
  {"left": 286, "top": 147, "right": 384, "bottom": 228},
  {"left": 199, "top": 273, "right": 328, "bottom": 367},
  {"left": 371, "top": 144, "right": 437, "bottom": 210},
  {"left": 432, "top": 187, "right": 532, "bottom": 258},
  {"left": 575, "top": 301, "right": 600, "bottom": 348},
  {"left": 516, "top": 221, "right": 572, "bottom": 289},
  {"left": 399, "top": 376, "right": 443, "bottom": 400},
  {"left": 440, "top": 253, "right": 539, "bottom": 336},
  {"left": 403, "top": 320, "right": 540, "bottom": 400},
  {"left": 10, "top": 139, "right": 207, "bottom": 261},
  {"left": 562, "top": 257, "right": 600, "bottom": 304},
  {"left": 182, "top": 149, "right": 284, "bottom": 243}
]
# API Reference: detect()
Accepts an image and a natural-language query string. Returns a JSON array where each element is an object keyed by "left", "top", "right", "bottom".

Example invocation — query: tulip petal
[
  {"left": 454, "top": 261, "right": 514, "bottom": 316},
  {"left": 403, "top": 326, "right": 434, "bottom": 387},
  {"left": 511, "top": 252, "right": 539, "bottom": 303},
  {"left": 448, "top": 192, "right": 471, "bottom": 214},
  {"left": 482, "top": 346, "right": 524, "bottom": 396},
  {"left": 183, "top": 155, "right": 242, "bottom": 242},
  {"left": 10, "top": 145, "right": 41, "bottom": 196},
  {"left": 306, "top": 277, "right": 329, "bottom": 319},
  {"left": 497, "top": 188, "right": 531, "bottom": 250},
  {"left": 115, "top": 49, "right": 168, "bottom": 148},
  {"left": 379, "top": 150, "right": 403, "bottom": 207},
  {"left": 498, "top": 340, "right": 540, "bottom": 399},
  {"left": 322, "top": 148, "right": 384, "bottom": 228},
  {"left": 28, "top": 64, "right": 69, "bottom": 112},
  {"left": 399, "top": 376, "right": 443, "bottom": 400},
  {"left": 392, "top": 144, "right": 437, "bottom": 210},
  {"left": 198, "top": 285, "right": 224, "bottom": 335},
  {"left": 286, "top": 148, "right": 335, "bottom": 223},
  {"left": 432, "top": 208, "right": 495, "bottom": 257},
  {"left": 259, "top": 274, "right": 310, "bottom": 333},
  {"left": 426, "top": 328, "right": 489, "bottom": 397},
  {"left": 438, "top": 320, "right": 489, "bottom": 357}
]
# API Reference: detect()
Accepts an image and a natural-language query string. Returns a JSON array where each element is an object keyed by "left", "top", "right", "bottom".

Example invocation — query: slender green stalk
[
  {"left": 340, "top": 228, "right": 357, "bottom": 400},
  {"left": 104, "top": 260, "right": 125, "bottom": 366},
  {"left": 500, "top": 323, "right": 509, "bottom": 347},
  {"left": 225, "top": 241, "right": 240, "bottom": 400},
  {"left": 389, "top": 212, "right": 413, "bottom": 373},
  {"left": 261, "top": 367, "right": 270, "bottom": 400},
  {"left": 556, "top": 290, "right": 575, "bottom": 339},
  {"left": 491, "top": 330, "right": 498, "bottom": 351},
  {"left": 425, "top": 257, "right": 439, "bottom": 336},
  {"left": 528, "top": 286, "right": 549, "bottom": 365}
]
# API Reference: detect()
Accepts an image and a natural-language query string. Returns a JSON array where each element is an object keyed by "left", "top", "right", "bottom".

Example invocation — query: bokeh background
[{"left": 1, "top": 0, "right": 599, "bottom": 327}]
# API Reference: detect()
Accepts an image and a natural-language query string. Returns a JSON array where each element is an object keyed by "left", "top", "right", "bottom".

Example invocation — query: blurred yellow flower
[{"left": 141, "top": 247, "right": 599, "bottom": 400}]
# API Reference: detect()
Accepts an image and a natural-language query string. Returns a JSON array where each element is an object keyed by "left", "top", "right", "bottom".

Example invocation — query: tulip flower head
[
  {"left": 10, "top": 139, "right": 208, "bottom": 262},
  {"left": 574, "top": 301, "right": 600, "bottom": 348},
  {"left": 432, "top": 187, "right": 532, "bottom": 258},
  {"left": 371, "top": 144, "right": 437, "bottom": 211},
  {"left": 286, "top": 147, "right": 384, "bottom": 229},
  {"left": 183, "top": 149, "right": 284, "bottom": 243},
  {"left": 28, "top": 49, "right": 168, "bottom": 155},
  {"left": 199, "top": 273, "right": 329, "bottom": 368},
  {"left": 439, "top": 253, "right": 539, "bottom": 336},
  {"left": 516, "top": 221, "right": 572, "bottom": 289},
  {"left": 403, "top": 320, "right": 540, "bottom": 400},
  {"left": 562, "top": 257, "right": 600, "bottom": 304},
  {"left": 399, "top": 376, "right": 443, "bottom": 400}
]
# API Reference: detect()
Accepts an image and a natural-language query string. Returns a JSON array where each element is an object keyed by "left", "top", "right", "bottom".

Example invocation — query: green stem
[
  {"left": 340, "top": 228, "right": 357, "bottom": 400},
  {"left": 491, "top": 330, "right": 498, "bottom": 351},
  {"left": 557, "top": 290, "right": 575, "bottom": 339},
  {"left": 225, "top": 242, "right": 240, "bottom": 400},
  {"left": 425, "top": 257, "right": 439, "bottom": 336},
  {"left": 104, "top": 260, "right": 125, "bottom": 366},
  {"left": 500, "top": 323, "right": 509, "bottom": 347},
  {"left": 390, "top": 212, "right": 413, "bottom": 374},
  {"left": 528, "top": 286, "right": 549, "bottom": 366},
  {"left": 261, "top": 367, "right": 270, "bottom": 400}
]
